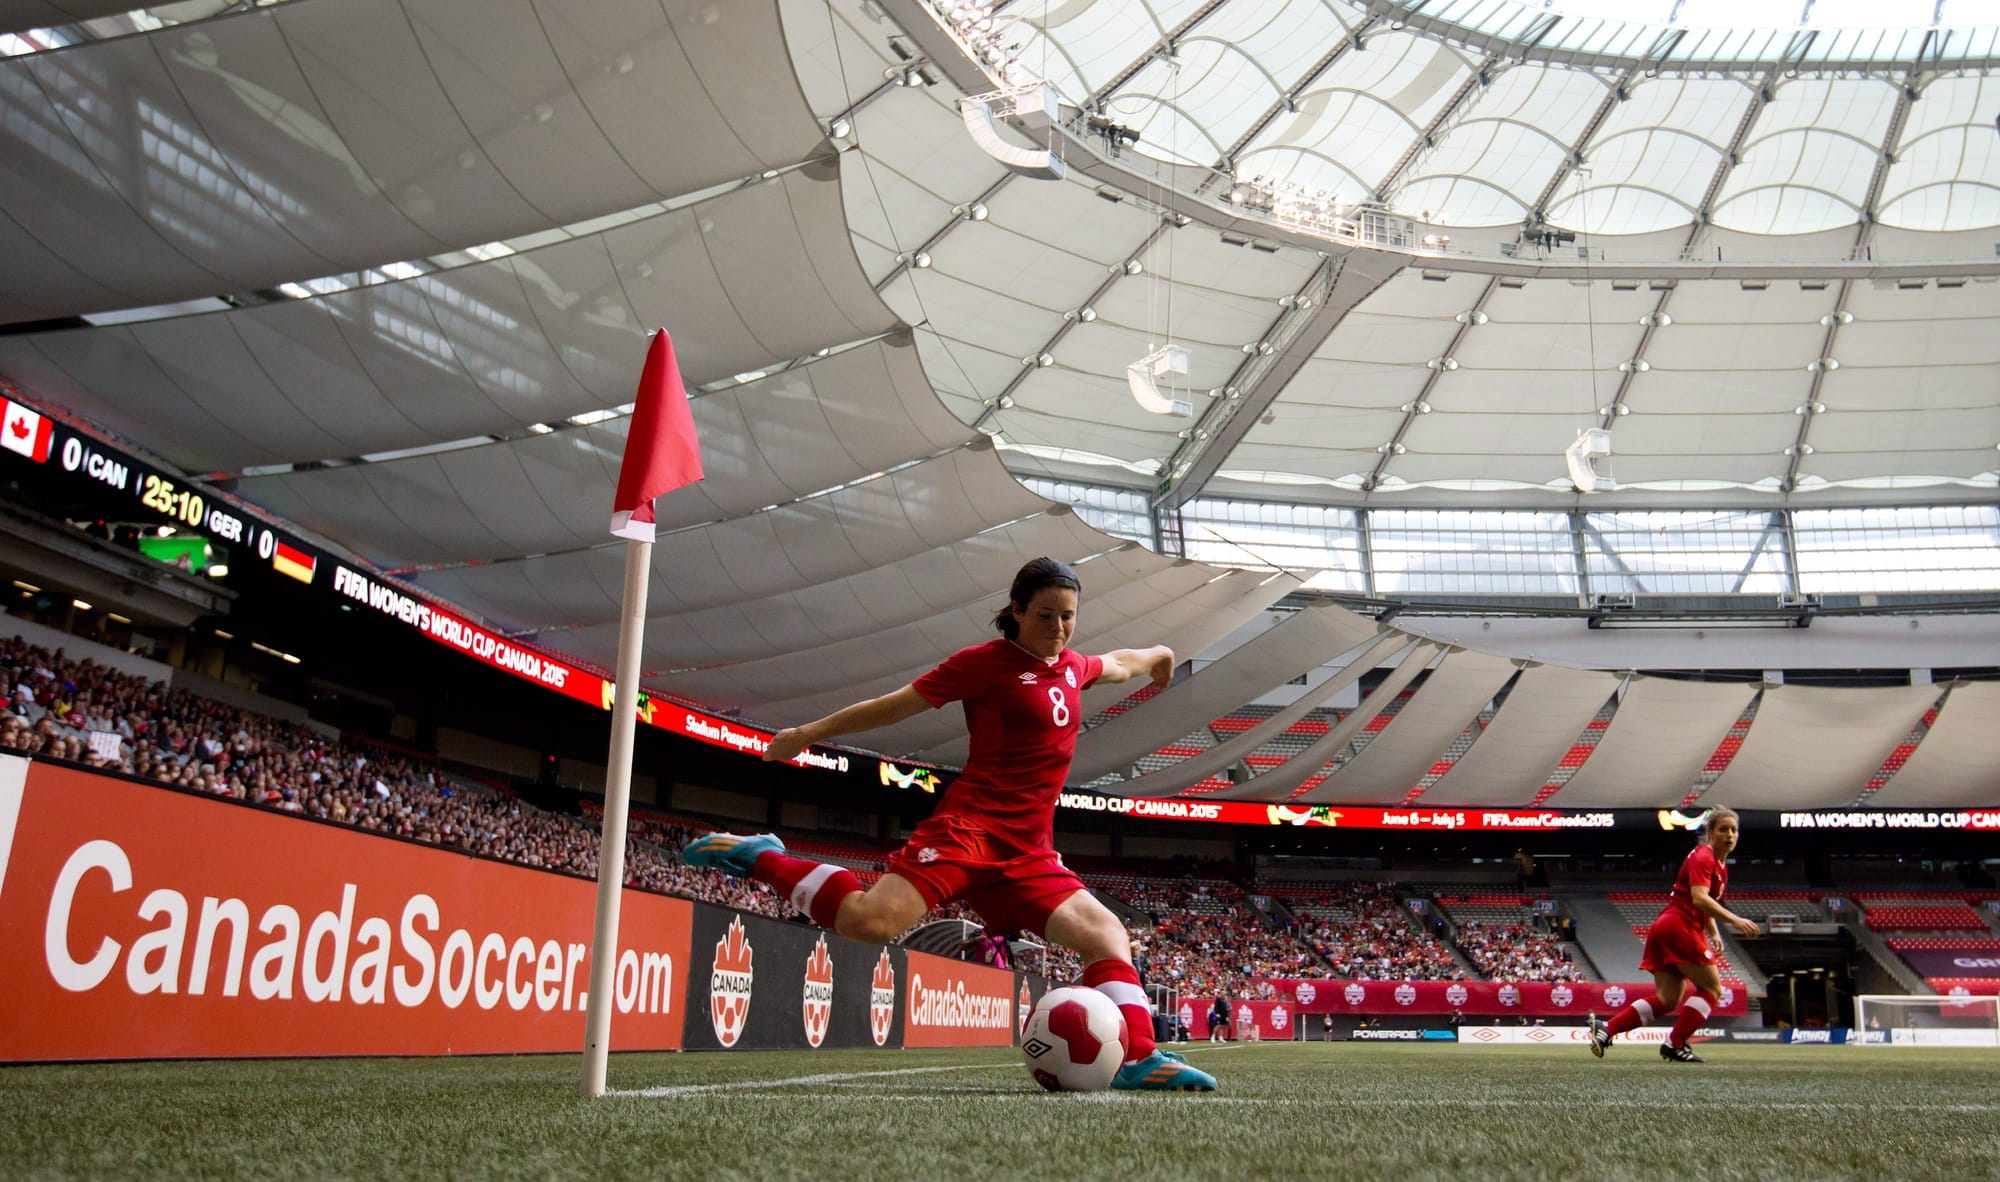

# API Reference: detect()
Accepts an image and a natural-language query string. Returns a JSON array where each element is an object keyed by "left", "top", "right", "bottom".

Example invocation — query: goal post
[{"left": 1852, "top": 994, "right": 2000, "bottom": 1046}]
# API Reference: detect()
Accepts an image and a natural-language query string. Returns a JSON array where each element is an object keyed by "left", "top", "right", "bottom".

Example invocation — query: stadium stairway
[
  {"left": 1842, "top": 918, "right": 1934, "bottom": 996},
  {"left": 1567, "top": 897, "right": 1648, "bottom": 982},
  {"left": 1419, "top": 900, "right": 1486, "bottom": 980}
]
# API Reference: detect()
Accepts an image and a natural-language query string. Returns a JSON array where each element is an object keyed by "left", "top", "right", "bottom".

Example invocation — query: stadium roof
[{"left": 0, "top": 0, "right": 1991, "bottom": 799}]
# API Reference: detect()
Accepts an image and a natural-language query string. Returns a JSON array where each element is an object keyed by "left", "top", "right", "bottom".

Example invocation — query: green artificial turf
[{"left": 4, "top": 1042, "right": 1997, "bottom": 1181}]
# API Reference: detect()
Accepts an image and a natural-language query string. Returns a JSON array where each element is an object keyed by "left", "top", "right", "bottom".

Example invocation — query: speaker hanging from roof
[
  {"left": 1565, "top": 427, "right": 1615, "bottom": 492},
  {"left": 959, "top": 82, "right": 1067, "bottom": 181}
]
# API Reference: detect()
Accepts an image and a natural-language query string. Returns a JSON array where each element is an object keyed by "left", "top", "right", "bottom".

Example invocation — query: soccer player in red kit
[
  {"left": 1589, "top": 806, "right": 1760, "bottom": 1062},
  {"left": 683, "top": 557, "right": 1216, "bottom": 1091}
]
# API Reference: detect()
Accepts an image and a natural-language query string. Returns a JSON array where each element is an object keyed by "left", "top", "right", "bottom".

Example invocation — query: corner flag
[{"left": 610, "top": 330, "right": 704, "bottom": 540}]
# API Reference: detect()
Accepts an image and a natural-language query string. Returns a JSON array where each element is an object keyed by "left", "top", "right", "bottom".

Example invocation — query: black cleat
[
  {"left": 1587, "top": 1015, "right": 1611, "bottom": 1058},
  {"left": 1660, "top": 1041, "right": 1705, "bottom": 1063}
]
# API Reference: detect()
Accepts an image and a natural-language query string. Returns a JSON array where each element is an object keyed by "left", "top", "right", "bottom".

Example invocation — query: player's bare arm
[
  {"left": 763, "top": 684, "right": 931, "bottom": 763},
  {"left": 1097, "top": 645, "right": 1174, "bottom": 689},
  {"left": 1690, "top": 884, "right": 1760, "bottom": 938}
]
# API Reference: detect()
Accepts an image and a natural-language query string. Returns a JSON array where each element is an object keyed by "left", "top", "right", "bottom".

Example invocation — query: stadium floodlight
[
  {"left": 1564, "top": 427, "right": 1615, "bottom": 492},
  {"left": 1127, "top": 345, "right": 1192, "bottom": 418}
]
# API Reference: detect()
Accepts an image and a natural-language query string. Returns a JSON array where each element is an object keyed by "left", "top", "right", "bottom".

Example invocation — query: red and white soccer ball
[{"left": 1020, "top": 986, "right": 1128, "bottom": 1092}]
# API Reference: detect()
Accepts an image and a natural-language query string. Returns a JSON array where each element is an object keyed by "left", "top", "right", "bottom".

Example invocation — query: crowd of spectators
[
  {"left": 1453, "top": 921, "right": 1579, "bottom": 983},
  {"left": 1095, "top": 877, "right": 1325, "bottom": 996},
  {"left": 1282, "top": 883, "right": 1465, "bottom": 981}
]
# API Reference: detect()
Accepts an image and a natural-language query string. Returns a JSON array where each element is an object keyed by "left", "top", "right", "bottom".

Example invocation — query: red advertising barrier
[
  {"left": 1260, "top": 977, "right": 1750, "bottom": 1018},
  {"left": 0, "top": 757, "right": 692, "bottom": 1061},
  {"left": 902, "top": 951, "right": 1021, "bottom": 1048}
]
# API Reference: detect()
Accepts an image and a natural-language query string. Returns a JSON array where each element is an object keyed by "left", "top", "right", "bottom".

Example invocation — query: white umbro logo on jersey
[{"left": 1018, "top": 672, "right": 1038, "bottom": 683}]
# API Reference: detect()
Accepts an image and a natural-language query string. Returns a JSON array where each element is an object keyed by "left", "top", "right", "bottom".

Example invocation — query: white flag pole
[{"left": 580, "top": 536, "right": 653, "bottom": 1097}]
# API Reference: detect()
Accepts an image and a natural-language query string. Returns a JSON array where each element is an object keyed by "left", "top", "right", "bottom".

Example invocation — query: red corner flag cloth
[{"left": 609, "top": 330, "right": 704, "bottom": 540}]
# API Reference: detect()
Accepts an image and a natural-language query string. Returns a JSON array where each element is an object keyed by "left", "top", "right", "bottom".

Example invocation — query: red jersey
[
  {"left": 1665, "top": 842, "right": 1727, "bottom": 928},
  {"left": 911, "top": 639, "right": 1103, "bottom": 850}
]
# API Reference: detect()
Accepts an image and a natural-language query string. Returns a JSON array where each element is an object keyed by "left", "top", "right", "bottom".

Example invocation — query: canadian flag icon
[{"left": 2, "top": 400, "right": 54, "bottom": 463}]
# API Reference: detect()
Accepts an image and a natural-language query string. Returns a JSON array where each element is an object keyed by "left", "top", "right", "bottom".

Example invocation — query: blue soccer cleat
[
  {"left": 681, "top": 832, "right": 785, "bottom": 878},
  {"left": 1111, "top": 1049, "right": 1217, "bottom": 1092}
]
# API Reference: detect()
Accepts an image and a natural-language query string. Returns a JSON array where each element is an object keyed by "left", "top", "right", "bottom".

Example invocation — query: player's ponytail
[
  {"left": 992, "top": 556, "right": 1082, "bottom": 638},
  {"left": 1699, "top": 805, "right": 1739, "bottom": 835}
]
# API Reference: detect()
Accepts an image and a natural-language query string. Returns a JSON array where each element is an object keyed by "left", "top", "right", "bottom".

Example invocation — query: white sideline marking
[{"left": 611, "top": 1063, "right": 1008, "bottom": 1098}]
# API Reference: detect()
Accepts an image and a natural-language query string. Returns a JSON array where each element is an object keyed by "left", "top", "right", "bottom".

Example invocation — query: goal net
[{"left": 1853, "top": 994, "right": 2000, "bottom": 1046}]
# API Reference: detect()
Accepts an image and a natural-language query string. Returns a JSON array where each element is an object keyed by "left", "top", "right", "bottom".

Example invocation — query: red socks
[
  {"left": 1082, "top": 958, "right": 1156, "bottom": 1062},
  {"left": 1605, "top": 994, "right": 1658, "bottom": 1037},
  {"left": 751, "top": 851, "right": 862, "bottom": 930},
  {"left": 1669, "top": 990, "right": 1716, "bottom": 1048}
]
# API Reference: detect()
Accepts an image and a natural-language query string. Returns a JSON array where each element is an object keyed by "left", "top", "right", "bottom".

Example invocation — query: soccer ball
[{"left": 1020, "top": 986, "right": 1128, "bottom": 1092}]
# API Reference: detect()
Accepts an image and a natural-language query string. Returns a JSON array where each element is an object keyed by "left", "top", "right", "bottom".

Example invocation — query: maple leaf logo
[
  {"left": 6, "top": 418, "right": 24, "bottom": 440},
  {"left": 709, "top": 916, "right": 754, "bottom": 1047},
  {"left": 802, "top": 935, "right": 834, "bottom": 1048},
  {"left": 869, "top": 949, "right": 895, "bottom": 1046}
]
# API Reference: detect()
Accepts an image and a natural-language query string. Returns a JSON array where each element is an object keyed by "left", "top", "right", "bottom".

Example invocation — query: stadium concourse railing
[{"left": 0, "top": 753, "right": 1045, "bottom": 1062}]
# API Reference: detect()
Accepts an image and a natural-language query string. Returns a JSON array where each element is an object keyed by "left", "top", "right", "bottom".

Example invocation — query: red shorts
[
  {"left": 883, "top": 814, "right": 1085, "bottom": 937},
  {"left": 1640, "top": 910, "right": 1717, "bottom": 973}
]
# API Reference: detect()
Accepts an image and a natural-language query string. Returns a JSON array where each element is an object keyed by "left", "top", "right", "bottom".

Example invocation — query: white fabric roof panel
[
  {"left": 0, "top": 157, "right": 894, "bottom": 472},
  {"left": 1544, "top": 676, "right": 1758, "bottom": 807},
  {"left": 0, "top": 0, "right": 824, "bottom": 324},
  {"left": 690, "top": 552, "right": 1230, "bottom": 724},
  {"left": 1280, "top": 643, "right": 1442, "bottom": 803},
  {"left": 1704, "top": 682, "right": 1941, "bottom": 807},
  {"left": 1070, "top": 601, "right": 1382, "bottom": 782},
  {"left": 239, "top": 334, "right": 966, "bottom": 567},
  {"left": 1419, "top": 663, "right": 1624, "bottom": 807},
  {"left": 1114, "top": 633, "right": 1417, "bottom": 800},
  {"left": 556, "top": 509, "right": 1110, "bottom": 673},
  {"left": 1867, "top": 680, "right": 2000, "bottom": 806},
  {"left": 1321, "top": 649, "right": 1521, "bottom": 804},
  {"left": 410, "top": 445, "right": 1048, "bottom": 633}
]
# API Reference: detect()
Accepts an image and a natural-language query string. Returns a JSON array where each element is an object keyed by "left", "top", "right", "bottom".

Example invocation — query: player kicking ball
[
  {"left": 684, "top": 557, "right": 1215, "bottom": 1091},
  {"left": 1589, "top": 805, "right": 1760, "bottom": 1063}
]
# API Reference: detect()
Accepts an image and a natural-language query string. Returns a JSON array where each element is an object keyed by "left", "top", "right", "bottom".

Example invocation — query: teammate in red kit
[
  {"left": 1589, "top": 806, "right": 1760, "bottom": 1062},
  {"left": 683, "top": 557, "right": 1216, "bottom": 1091}
]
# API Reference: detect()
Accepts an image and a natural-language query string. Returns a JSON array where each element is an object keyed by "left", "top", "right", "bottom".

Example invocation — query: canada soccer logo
[
  {"left": 1498, "top": 983, "right": 1521, "bottom": 1008},
  {"left": 1236, "top": 1004, "right": 1254, "bottom": 1029},
  {"left": 870, "top": 949, "right": 896, "bottom": 1046},
  {"left": 1296, "top": 982, "right": 1317, "bottom": 1006},
  {"left": 1445, "top": 982, "right": 1469, "bottom": 1007},
  {"left": 1065, "top": 668, "right": 1077, "bottom": 687},
  {"left": 803, "top": 935, "right": 833, "bottom": 1048},
  {"left": 1718, "top": 984, "right": 1735, "bottom": 1009},
  {"left": 1270, "top": 1005, "right": 1289, "bottom": 1031},
  {"left": 1550, "top": 984, "right": 1575, "bottom": 1008},
  {"left": 1179, "top": 1002, "right": 1194, "bottom": 1029},
  {"left": 1344, "top": 982, "right": 1366, "bottom": 1006},
  {"left": 1394, "top": 983, "right": 1417, "bottom": 1006},
  {"left": 1018, "top": 980, "right": 1033, "bottom": 1033},
  {"left": 1604, "top": 985, "right": 1628, "bottom": 1007},
  {"left": 709, "top": 916, "right": 754, "bottom": 1047}
]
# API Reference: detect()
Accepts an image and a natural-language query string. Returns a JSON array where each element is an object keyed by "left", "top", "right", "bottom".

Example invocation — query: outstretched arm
[
  {"left": 763, "top": 684, "right": 931, "bottom": 763},
  {"left": 1096, "top": 645, "right": 1175, "bottom": 690}
]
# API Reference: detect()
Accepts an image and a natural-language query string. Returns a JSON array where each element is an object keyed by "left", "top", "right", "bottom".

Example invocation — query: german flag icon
[{"left": 272, "top": 541, "right": 317, "bottom": 584}]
